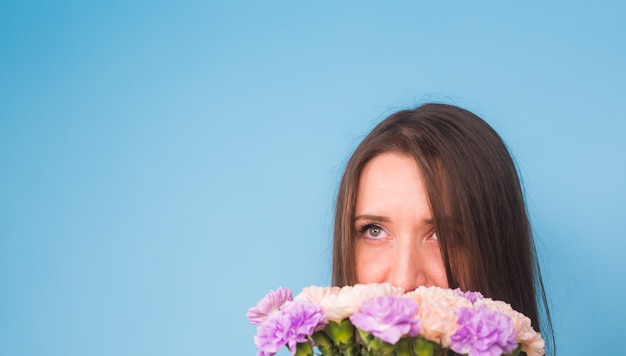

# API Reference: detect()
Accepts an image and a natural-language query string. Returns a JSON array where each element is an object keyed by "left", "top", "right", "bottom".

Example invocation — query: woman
[{"left": 332, "top": 103, "right": 554, "bottom": 353}]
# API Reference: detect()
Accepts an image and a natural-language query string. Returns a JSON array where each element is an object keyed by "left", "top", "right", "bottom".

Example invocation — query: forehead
[
  {"left": 360, "top": 152, "right": 421, "bottom": 187},
  {"left": 356, "top": 152, "right": 429, "bottom": 214}
]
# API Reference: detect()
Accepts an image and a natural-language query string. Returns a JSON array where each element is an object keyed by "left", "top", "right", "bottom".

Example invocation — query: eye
[
  {"left": 358, "top": 224, "right": 388, "bottom": 240},
  {"left": 429, "top": 231, "right": 438, "bottom": 241}
]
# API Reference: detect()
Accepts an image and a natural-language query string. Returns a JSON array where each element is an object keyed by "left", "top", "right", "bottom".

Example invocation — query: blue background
[{"left": 1, "top": 1, "right": 624, "bottom": 355}]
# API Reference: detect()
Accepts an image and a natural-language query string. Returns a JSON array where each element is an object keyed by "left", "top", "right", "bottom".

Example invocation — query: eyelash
[
  {"left": 358, "top": 223, "right": 379, "bottom": 234},
  {"left": 430, "top": 230, "right": 438, "bottom": 241},
  {"left": 357, "top": 223, "right": 387, "bottom": 239},
  {"left": 357, "top": 224, "right": 438, "bottom": 241}
]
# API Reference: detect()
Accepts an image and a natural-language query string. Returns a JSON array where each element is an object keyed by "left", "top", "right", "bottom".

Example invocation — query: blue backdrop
[{"left": 1, "top": 1, "right": 624, "bottom": 354}]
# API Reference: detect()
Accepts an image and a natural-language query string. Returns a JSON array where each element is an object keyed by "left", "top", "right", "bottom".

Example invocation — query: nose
[{"left": 388, "top": 239, "right": 426, "bottom": 292}]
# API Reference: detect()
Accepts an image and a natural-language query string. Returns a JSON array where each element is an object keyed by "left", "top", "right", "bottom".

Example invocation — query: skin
[{"left": 354, "top": 152, "right": 448, "bottom": 292}]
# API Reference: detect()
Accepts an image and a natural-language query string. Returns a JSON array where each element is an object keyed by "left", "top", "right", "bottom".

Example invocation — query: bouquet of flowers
[{"left": 247, "top": 283, "right": 544, "bottom": 356}]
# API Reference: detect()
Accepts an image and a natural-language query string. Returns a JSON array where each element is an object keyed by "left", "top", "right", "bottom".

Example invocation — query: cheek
[
  {"left": 354, "top": 244, "right": 389, "bottom": 284},
  {"left": 431, "top": 262, "right": 449, "bottom": 288},
  {"left": 428, "top": 246, "right": 449, "bottom": 288}
]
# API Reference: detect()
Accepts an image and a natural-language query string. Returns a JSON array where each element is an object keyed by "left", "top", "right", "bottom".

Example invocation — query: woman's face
[{"left": 354, "top": 152, "right": 448, "bottom": 292}]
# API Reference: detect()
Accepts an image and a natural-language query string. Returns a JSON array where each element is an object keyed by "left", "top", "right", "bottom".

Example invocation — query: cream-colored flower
[
  {"left": 320, "top": 283, "right": 404, "bottom": 322},
  {"left": 521, "top": 331, "right": 545, "bottom": 356},
  {"left": 404, "top": 286, "right": 472, "bottom": 347},
  {"left": 294, "top": 286, "right": 340, "bottom": 304}
]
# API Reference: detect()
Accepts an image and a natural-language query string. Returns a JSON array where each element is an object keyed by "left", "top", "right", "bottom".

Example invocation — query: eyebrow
[
  {"left": 354, "top": 214, "right": 434, "bottom": 225},
  {"left": 354, "top": 214, "right": 390, "bottom": 222}
]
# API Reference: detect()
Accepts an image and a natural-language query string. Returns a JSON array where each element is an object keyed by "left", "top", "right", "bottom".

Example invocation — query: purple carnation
[
  {"left": 247, "top": 287, "right": 293, "bottom": 324},
  {"left": 454, "top": 288, "right": 484, "bottom": 304},
  {"left": 349, "top": 296, "right": 420, "bottom": 344},
  {"left": 254, "top": 312, "right": 290, "bottom": 356},
  {"left": 254, "top": 300, "right": 327, "bottom": 355},
  {"left": 450, "top": 305, "right": 518, "bottom": 356}
]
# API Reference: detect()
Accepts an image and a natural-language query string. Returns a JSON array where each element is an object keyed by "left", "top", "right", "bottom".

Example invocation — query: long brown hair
[{"left": 332, "top": 103, "right": 554, "bottom": 352}]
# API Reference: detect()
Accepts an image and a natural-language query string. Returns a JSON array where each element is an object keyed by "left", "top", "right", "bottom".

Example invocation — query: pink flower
[
  {"left": 474, "top": 299, "right": 545, "bottom": 355},
  {"left": 454, "top": 288, "right": 484, "bottom": 304},
  {"left": 404, "top": 286, "right": 472, "bottom": 347},
  {"left": 450, "top": 305, "right": 518, "bottom": 356},
  {"left": 247, "top": 287, "right": 293, "bottom": 325},
  {"left": 349, "top": 296, "right": 420, "bottom": 344},
  {"left": 294, "top": 286, "right": 340, "bottom": 304},
  {"left": 247, "top": 284, "right": 545, "bottom": 356},
  {"left": 253, "top": 300, "right": 327, "bottom": 355},
  {"left": 320, "top": 283, "right": 404, "bottom": 322}
]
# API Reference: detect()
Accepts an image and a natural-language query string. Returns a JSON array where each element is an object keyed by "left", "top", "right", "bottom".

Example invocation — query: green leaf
[
  {"left": 394, "top": 338, "right": 411, "bottom": 356},
  {"left": 294, "top": 342, "right": 314, "bottom": 356},
  {"left": 311, "top": 331, "right": 336, "bottom": 355},
  {"left": 410, "top": 337, "right": 443, "bottom": 356},
  {"left": 344, "top": 342, "right": 364, "bottom": 356},
  {"left": 354, "top": 329, "right": 395, "bottom": 356},
  {"left": 325, "top": 319, "right": 357, "bottom": 349}
]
